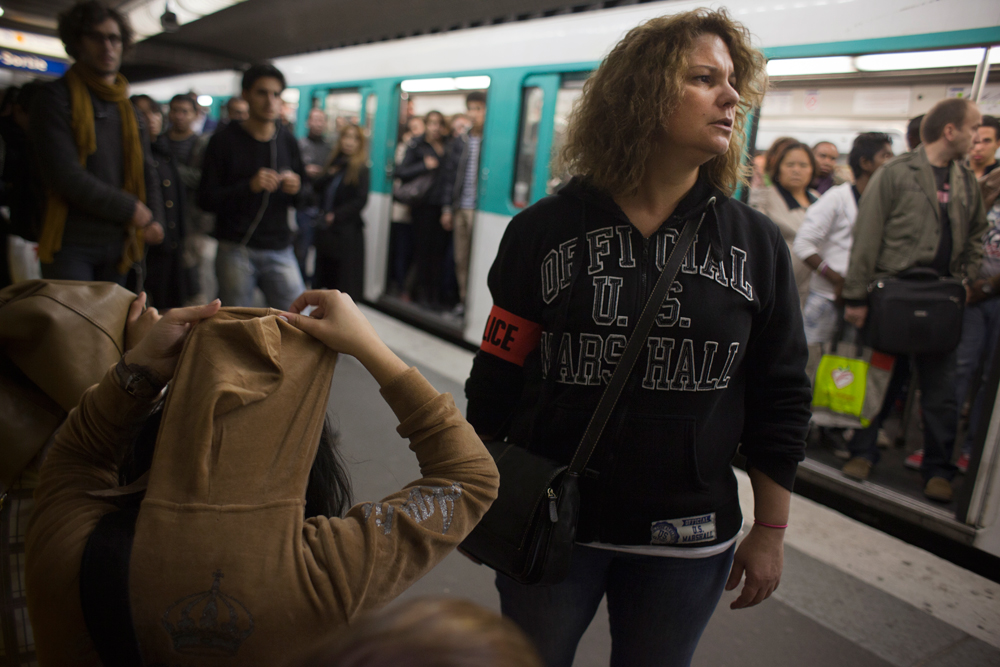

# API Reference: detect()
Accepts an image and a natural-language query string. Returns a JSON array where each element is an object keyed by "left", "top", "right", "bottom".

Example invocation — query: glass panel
[
  {"left": 512, "top": 87, "right": 544, "bottom": 208},
  {"left": 324, "top": 90, "right": 363, "bottom": 138},
  {"left": 547, "top": 80, "right": 585, "bottom": 195},
  {"left": 755, "top": 49, "right": 998, "bottom": 515},
  {"left": 365, "top": 93, "right": 377, "bottom": 137}
]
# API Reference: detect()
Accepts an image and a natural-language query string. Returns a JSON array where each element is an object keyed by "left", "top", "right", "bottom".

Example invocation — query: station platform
[{"left": 331, "top": 306, "right": 1000, "bottom": 666}]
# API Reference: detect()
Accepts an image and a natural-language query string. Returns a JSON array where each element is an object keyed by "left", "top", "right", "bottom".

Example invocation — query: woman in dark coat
[
  {"left": 313, "top": 123, "right": 370, "bottom": 298},
  {"left": 395, "top": 111, "right": 450, "bottom": 308},
  {"left": 132, "top": 95, "right": 186, "bottom": 309}
]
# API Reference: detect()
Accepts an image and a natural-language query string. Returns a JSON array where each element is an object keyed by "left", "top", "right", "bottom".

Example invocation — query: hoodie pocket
[{"left": 605, "top": 414, "right": 707, "bottom": 509}]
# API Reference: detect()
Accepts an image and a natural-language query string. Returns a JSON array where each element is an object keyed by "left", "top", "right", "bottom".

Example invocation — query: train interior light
[
  {"left": 400, "top": 76, "right": 491, "bottom": 93},
  {"left": 769, "top": 47, "right": 999, "bottom": 77}
]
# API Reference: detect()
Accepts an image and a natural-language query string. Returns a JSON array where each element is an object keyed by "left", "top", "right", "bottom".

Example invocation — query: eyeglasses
[{"left": 82, "top": 30, "right": 123, "bottom": 46}]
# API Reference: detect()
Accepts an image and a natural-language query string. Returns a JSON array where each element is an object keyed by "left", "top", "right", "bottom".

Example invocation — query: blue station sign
[{"left": 0, "top": 50, "right": 68, "bottom": 76}]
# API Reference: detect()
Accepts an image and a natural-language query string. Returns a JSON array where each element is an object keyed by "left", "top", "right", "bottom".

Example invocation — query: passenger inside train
[{"left": 2, "top": 0, "right": 999, "bottom": 665}]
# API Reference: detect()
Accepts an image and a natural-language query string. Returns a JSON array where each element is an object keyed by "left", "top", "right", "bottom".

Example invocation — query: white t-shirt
[{"left": 792, "top": 182, "right": 858, "bottom": 301}]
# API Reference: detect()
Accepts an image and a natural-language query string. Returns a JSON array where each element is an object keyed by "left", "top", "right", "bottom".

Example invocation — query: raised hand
[
  {"left": 280, "top": 290, "right": 408, "bottom": 387},
  {"left": 123, "top": 300, "right": 221, "bottom": 382},
  {"left": 124, "top": 292, "right": 161, "bottom": 352}
]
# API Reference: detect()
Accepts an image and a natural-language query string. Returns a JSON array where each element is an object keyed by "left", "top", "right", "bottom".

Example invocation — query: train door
[
  {"left": 377, "top": 77, "right": 490, "bottom": 338},
  {"left": 756, "top": 46, "right": 1000, "bottom": 554}
]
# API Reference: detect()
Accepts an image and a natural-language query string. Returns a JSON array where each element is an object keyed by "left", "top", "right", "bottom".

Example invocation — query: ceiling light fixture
[
  {"left": 400, "top": 76, "right": 491, "bottom": 93},
  {"left": 854, "top": 48, "right": 986, "bottom": 71},
  {"left": 766, "top": 56, "right": 855, "bottom": 76}
]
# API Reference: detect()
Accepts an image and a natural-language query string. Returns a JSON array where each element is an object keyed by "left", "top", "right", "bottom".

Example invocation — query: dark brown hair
[
  {"left": 296, "top": 597, "right": 543, "bottom": 667},
  {"left": 921, "top": 98, "right": 974, "bottom": 144},
  {"left": 769, "top": 141, "right": 816, "bottom": 188},
  {"left": 558, "top": 8, "right": 767, "bottom": 197},
  {"left": 763, "top": 136, "right": 796, "bottom": 180},
  {"left": 58, "top": 1, "right": 133, "bottom": 60}
]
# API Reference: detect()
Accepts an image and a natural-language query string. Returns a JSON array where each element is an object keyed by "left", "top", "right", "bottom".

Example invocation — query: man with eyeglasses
[{"left": 29, "top": 0, "right": 163, "bottom": 285}]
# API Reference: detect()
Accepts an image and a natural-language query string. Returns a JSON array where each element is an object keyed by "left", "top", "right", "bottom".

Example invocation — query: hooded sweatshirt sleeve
[
  {"left": 738, "top": 231, "right": 811, "bottom": 490},
  {"left": 465, "top": 212, "right": 543, "bottom": 436},
  {"left": 26, "top": 368, "right": 161, "bottom": 667},
  {"left": 302, "top": 367, "right": 499, "bottom": 620}
]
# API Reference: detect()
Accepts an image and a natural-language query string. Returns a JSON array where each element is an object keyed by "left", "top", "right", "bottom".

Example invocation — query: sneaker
[
  {"left": 904, "top": 449, "right": 923, "bottom": 471},
  {"left": 842, "top": 457, "right": 873, "bottom": 481},
  {"left": 956, "top": 452, "right": 970, "bottom": 474},
  {"left": 877, "top": 429, "right": 893, "bottom": 449},
  {"left": 924, "top": 477, "right": 953, "bottom": 503}
]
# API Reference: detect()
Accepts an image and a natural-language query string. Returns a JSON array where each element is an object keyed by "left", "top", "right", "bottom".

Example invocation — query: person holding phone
[{"left": 198, "top": 63, "right": 306, "bottom": 310}]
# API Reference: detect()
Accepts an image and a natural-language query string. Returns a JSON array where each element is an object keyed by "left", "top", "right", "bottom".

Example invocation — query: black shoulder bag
[
  {"left": 866, "top": 167, "right": 976, "bottom": 356},
  {"left": 459, "top": 211, "right": 705, "bottom": 585}
]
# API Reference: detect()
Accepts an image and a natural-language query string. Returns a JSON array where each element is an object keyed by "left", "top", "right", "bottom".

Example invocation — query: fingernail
[{"left": 278, "top": 315, "right": 289, "bottom": 322}]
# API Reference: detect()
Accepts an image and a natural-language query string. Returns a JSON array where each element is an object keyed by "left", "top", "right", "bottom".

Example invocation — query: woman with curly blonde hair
[{"left": 465, "top": 8, "right": 812, "bottom": 667}]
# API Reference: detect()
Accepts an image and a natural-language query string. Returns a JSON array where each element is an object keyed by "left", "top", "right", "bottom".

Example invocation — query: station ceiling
[{"left": 0, "top": 0, "right": 646, "bottom": 81}]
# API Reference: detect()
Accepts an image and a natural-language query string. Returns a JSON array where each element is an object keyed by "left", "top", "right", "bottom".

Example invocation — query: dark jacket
[
  {"left": 395, "top": 135, "right": 450, "bottom": 207},
  {"left": 441, "top": 131, "right": 482, "bottom": 212},
  {"left": 0, "top": 116, "right": 42, "bottom": 241},
  {"left": 143, "top": 134, "right": 189, "bottom": 308},
  {"left": 197, "top": 121, "right": 304, "bottom": 250},
  {"left": 465, "top": 177, "right": 812, "bottom": 547},
  {"left": 313, "top": 158, "right": 370, "bottom": 258},
  {"left": 29, "top": 77, "right": 162, "bottom": 248}
]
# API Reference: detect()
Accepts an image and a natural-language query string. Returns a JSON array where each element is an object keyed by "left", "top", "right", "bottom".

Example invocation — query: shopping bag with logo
[{"left": 809, "top": 340, "right": 894, "bottom": 429}]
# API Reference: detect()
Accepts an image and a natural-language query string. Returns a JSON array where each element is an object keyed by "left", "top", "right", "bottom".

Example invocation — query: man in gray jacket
[{"left": 842, "top": 98, "right": 988, "bottom": 502}]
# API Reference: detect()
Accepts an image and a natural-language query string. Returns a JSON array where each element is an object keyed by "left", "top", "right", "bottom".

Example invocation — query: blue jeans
[
  {"left": 955, "top": 297, "right": 1000, "bottom": 455},
  {"left": 497, "top": 544, "right": 736, "bottom": 667},
  {"left": 294, "top": 207, "right": 319, "bottom": 283},
  {"left": 215, "top": 241, "right": 305, "bottom": 311},
  {"left": 848, "top": 347, "right": 957, "bottom": 481},
  {"left": 40, "top": 242, "right": 127, "bottom": 285},
  {"left": 802, "top": 292, "right": 840, "bottom": 345}
]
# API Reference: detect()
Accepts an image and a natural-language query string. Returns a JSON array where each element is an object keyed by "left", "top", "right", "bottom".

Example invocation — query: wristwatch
[{"left": 114, "top": 357, "right": 167, "bottom": 400}]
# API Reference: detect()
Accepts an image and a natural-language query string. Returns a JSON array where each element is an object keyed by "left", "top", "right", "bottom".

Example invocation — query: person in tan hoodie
[{"left": 26, "top": 290, "right": 500, "bottom": 666}]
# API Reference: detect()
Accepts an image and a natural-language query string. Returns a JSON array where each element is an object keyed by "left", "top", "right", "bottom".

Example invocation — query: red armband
[{"left": 480, "top": 305, "right": 541, "bottom": 366}]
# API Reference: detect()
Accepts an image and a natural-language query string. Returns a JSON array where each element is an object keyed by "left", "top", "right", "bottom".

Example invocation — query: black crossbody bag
[
  {"left": 867, "top": 267, "right": 966, "bottom": 355},
  {"left": 459, "top": 210, "right": 705, "bottom": 585},
  {"left": 866, "top": 168, "right": 975, "bottom": 356}
]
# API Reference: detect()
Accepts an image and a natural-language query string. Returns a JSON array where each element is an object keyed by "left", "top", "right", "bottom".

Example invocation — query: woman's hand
[
  {"left": 280, "top": 290, "right": 408, "bottom": 387},
  {"left": 124, "top": 292, "right": 161, "bottom": 352},
  {"left": 725, "top": 524, "right": 784, "bottom": 609},
  {"left": 423, "top": 155, "right": 439, "bottom": 170},
  {"left": 324, "top": 212, "right": 335, "bottom": 227},
  {"left": 123, "top": 300, "right": 221, "bottom": 383}
]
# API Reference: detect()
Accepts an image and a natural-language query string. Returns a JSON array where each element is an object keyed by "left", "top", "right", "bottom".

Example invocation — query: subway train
[{"left": 130, "top": 0, "right": 1000, "bottom": 563}]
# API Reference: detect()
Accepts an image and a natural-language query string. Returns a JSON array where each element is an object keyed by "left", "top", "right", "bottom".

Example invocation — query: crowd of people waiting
[
  {"left": 0, "top": 0, "right": 490, "bottom": 322},
  {"left": 749, "top": 103, "right": 999, "bottom": 503}
]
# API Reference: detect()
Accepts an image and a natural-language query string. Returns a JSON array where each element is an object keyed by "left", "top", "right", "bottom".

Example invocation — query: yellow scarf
[{"left": 38, "top": 63, "right": 146, "bottom": 274}]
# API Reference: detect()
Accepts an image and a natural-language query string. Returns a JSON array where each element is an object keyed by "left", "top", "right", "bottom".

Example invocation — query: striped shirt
[{"left": 459, "top": 135, "right": 481, "bottom": 210}]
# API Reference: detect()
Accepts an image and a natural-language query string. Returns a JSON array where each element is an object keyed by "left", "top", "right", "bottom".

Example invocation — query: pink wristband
[{"left": 754, "top": 520, "right": 788, "bottom": 529}]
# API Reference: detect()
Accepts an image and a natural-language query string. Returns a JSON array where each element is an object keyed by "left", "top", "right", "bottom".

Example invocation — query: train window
[
  {"left": 547, "top": 78, "right": 586, "bottom": 195},
  {"left": 381, "top": 81, "right": 490, "bottom": 332},
  {"left": 365, "top": 93, "right": 377, "bottom": 137},
  {"left": 324, "top": 90, "right": 362, "bottom": 137},
  {"left": 512, "top": 87, "right": 544, "bottom": 208}
]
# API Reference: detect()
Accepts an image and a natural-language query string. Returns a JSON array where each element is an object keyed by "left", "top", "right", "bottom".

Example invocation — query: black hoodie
[
  {"left": 465, "top": 177, "right": 811, "bottom": 548},
  {"left": 198, "top": 121, "right": 303, "bottom": 250}
]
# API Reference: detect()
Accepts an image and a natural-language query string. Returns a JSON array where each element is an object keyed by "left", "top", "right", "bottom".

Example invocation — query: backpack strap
[{"left": 80, "top": 507, "right": 142, "bottom": 666}]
